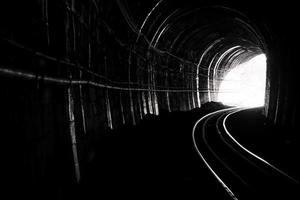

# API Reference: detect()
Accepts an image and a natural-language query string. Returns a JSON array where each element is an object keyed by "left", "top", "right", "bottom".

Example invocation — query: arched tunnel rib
[
  {"left": 129, "top": 2, "right": 267, "bottom": 113},
  {"left": 1, "top": 0, "right": 299, "bottom": 199}
]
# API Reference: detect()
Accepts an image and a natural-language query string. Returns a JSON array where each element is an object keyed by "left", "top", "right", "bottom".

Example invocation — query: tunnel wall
[
  {"left": 0, "top": 0, "right": 196, "bottom": 190},
  {"left": 246, "top": 2, "right": 300, "bottom": 130}
]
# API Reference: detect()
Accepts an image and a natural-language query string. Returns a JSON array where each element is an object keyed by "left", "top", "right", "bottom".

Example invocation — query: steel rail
[
  {"left": 223, "top": 108, "right": 300, "bottom": 184},
  {"left": 192, "top": 107, "right": 239, "bottom": 200}
]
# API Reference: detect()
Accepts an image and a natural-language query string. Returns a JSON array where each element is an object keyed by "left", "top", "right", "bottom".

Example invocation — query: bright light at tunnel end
[{"left": 217, "top": 54, "right": 267, "bottom": 108}]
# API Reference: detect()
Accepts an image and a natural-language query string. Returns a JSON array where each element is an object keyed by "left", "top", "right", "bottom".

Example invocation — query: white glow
[{"left": 217, "top": 54, "right": 267, "bottom": 107}]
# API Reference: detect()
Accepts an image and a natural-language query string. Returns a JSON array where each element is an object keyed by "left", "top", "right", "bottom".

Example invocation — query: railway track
[{"left": 192, "top": 108, "right": 299, "bottom": 200}]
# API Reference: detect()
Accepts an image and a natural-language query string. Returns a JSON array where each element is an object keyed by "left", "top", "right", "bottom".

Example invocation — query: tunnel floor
[{"left": 76, "top": 103, "right": 299, "bottom": 199}]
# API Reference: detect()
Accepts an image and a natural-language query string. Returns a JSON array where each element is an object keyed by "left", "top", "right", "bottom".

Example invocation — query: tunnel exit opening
[{"left": 217, "top": 54, "right": 267, "bottom": 108}]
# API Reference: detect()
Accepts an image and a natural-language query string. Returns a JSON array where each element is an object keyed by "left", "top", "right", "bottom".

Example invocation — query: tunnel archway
[{"left": 127, "top": 0, "right": 268, "bottom": 116}]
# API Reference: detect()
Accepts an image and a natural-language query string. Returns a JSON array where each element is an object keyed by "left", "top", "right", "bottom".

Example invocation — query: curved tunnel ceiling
[{"left": 123, "top": 0, "right": 267, "bottom": 107}]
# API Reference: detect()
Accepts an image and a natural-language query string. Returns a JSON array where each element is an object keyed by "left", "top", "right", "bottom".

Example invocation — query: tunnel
[{"left": 1, "top": 0, "right": 299, "bottom": 199}]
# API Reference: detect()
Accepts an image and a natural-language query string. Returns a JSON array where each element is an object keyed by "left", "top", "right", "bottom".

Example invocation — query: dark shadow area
[
  {"left": 79, "top": 102, "right": 231, "bottom": 199},
  {"left": 79, "top": 105, "right": 299, "bottom": 199}
]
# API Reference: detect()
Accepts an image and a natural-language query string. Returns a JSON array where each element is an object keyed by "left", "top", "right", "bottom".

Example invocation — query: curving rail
[{"left": 192, "top": 107, "right": 299, "bottom": 200}]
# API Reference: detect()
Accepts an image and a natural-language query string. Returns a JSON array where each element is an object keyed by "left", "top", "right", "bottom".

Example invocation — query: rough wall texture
[{"left": 0, "top": 0, "right": 200, "bottom": 193}]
